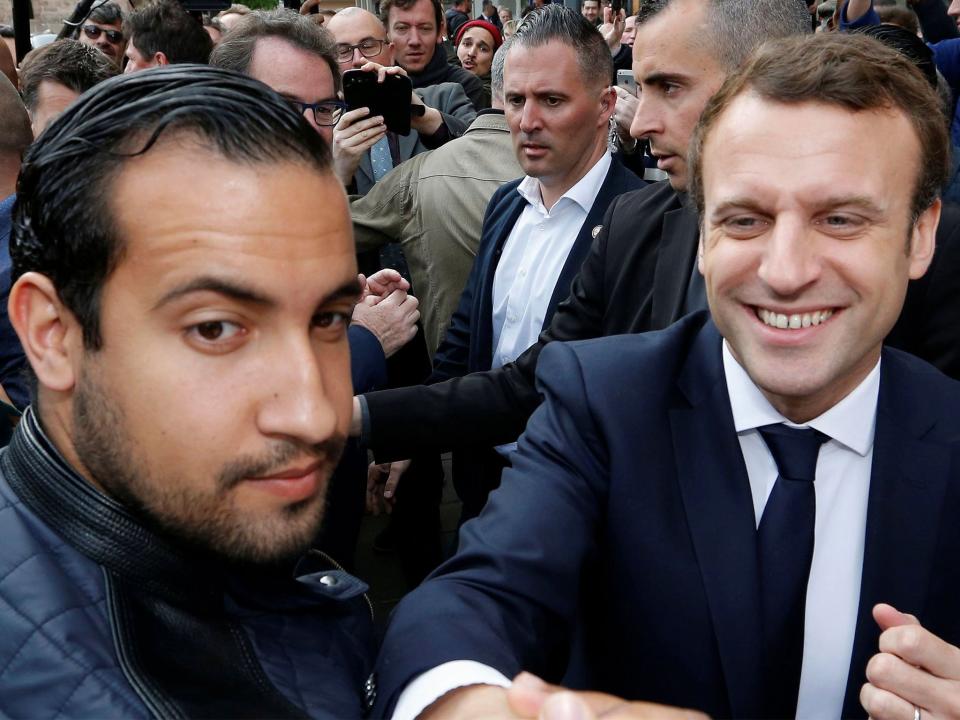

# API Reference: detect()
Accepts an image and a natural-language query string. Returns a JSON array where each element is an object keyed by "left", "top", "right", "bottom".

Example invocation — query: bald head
[
  {"left": 0, "top": 75, "right": 31, "bottom": 194},
  {"left": 326, "top": 6, "right": 395, "bottom": 69}
]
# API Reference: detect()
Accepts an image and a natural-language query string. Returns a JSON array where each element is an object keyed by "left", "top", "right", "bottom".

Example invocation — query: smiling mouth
[{"left": 755, "top": 306, "right": 835, "bottom": 329}]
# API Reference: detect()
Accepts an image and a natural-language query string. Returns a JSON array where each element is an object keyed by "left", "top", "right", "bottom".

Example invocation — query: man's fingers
[
  {"left": 874, "top": 603, "right": 920, "bottom": 632},
  {"left": 875, "top": 605, "right": 960, "bottom": 680},
  {"left": 860, "top": 682, "right": 918, "bottom": 720},
  {"left": 383, "top": 459, "right": 410, "bottom": 499},
  {"left": 378, "top": 288, "right": 408, "bottom": 306},
  {"left": 540, "top": 692, "right": 598, "bottom": 720},
  {"left": 866, "top": 651, "right": 945, "bottom": 710}
]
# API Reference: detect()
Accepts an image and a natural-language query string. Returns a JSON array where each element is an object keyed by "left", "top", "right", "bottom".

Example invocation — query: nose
[
  {"left": 950, "top": 0, "right": 960, "bottom": 18},
  {"left": 351, "top": 46, "right": 365, "bottom": 68},
  {"left": 630, "top": 90, "right": 662, "bottom": 142},
  {"left": 256, "top": 334, "right": 340, "bottom": 447},
  {"left": 519, "top": 98, "right": 541, "bottom": 134},
  {"left": 757, "top": 217, "right": 821, "bottom": 296},
  {"left": 407, "top": 29, "right": 423, "bottom": 47}
]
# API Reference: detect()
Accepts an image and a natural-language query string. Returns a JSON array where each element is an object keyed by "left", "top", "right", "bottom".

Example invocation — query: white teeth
[{"left": 756, "top": 307, "right": 834, "bottom": 329}]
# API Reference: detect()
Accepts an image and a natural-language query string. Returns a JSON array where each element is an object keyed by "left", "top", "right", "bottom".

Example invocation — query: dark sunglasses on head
[{"left": 82, "top": 24, "right": 124, "bottom": 43}]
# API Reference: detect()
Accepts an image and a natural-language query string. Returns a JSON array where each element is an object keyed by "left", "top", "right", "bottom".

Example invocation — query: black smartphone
[{"left": 342, "top": 69, "right": 413, "bottom": 136}]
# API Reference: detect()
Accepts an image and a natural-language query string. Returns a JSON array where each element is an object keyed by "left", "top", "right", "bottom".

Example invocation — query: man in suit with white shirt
[
  {"left": 364, "top": 4, "right": 643, "bottom": 520},
  {"left": 371, "top": 33, "right": 960, "bottom": 720}
]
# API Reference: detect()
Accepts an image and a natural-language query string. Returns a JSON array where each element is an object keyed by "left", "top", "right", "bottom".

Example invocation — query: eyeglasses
[
  {"left": 289, "top": 99, "right": 348, "bottom": 126},
  {"left": 334, "top": 39, "right": 386, "bottom": 63},
  {"left": 82, "top": 24, "right": 124, "bottom": 43}
]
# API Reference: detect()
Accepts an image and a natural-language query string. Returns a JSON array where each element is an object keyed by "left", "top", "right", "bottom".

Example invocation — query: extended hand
[
  {"left": 366, "top": 458, "right": 411, "bottom": 514},
  {"left": 351, "top": 289, "right": 419, "bottom": 357},
  {"left": 860, "top": 603, "right": 960, "bottom": 719},
  {"left": 332, "top": 107, "right": 386, "bottom": 187}
]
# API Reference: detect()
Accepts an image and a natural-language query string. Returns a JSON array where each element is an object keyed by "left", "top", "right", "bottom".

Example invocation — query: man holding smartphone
[{"left": 326, "top": 7, "right": 476, "bottom": 195}]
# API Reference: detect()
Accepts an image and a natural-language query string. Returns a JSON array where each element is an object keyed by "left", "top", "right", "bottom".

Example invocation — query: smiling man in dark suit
[{"left": 372, "top": 33, "right": 960, "bottom": 720}]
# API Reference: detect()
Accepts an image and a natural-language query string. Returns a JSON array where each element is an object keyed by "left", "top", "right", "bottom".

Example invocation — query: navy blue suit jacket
[
  {"left": 373, "top": 313, "right": 960, "bottom": 719},
  {"left": 429, "top": 159, "right": 644, "bottom": 382}
]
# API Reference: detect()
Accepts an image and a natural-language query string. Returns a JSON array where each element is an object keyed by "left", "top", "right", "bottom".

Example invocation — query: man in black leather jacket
[{"left": 0, "top": 66, "right": 377, "bottom": 718}]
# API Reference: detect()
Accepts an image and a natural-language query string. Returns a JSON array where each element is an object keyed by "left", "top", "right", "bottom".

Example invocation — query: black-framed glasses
[
  {"left": 289, "top": 99, "right": 348, "bottom": 126},
  {"left": 82, "top": 24, "right": 123, "bottom": 43},
  {"left": 334, "top": 39, "right": 386, "bottom": 63}
]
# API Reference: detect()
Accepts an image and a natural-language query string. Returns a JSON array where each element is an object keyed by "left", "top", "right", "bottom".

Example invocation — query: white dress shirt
[
  {"left": 490, "top": 152, "right": 612, "bottom": 370},
  {"left": 490, "top": 152, "right": 611, "bottom": 456},
  {"left": 392, "top": 341, "right": 880, "bottom": 720}
]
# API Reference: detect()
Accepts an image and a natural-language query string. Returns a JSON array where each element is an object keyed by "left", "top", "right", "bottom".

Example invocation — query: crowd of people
[{"left": 1, "top": 0, "right": 960, "bottom": 718}]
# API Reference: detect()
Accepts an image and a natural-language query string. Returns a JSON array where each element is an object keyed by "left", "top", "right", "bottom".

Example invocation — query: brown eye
[{"left": 197, "top": 321, "right": 224, "bottom": 340}]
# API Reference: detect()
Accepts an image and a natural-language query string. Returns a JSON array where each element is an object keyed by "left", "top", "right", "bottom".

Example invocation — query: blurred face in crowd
[
  {"left": 630, "top": 0, "right": 725, "bottom": 191},
  {"left": 29, "top": 81, "right": 79, "bottom": 137},
  {"left": 124, "top": 38, "right": 162, "bottom": 73},
  {"left": 950, "top": 0, "right": 960, "bottom": 31},
  {"left": 386, "top": 0, "right": 439, "bottom": 73},
  {"left": 457, "top": 25, "right": 495, "bottom": 77},
  {"left": 78, "top": 20, "right": 125, "bottom": 65},
  {"left": 620, "top": 14, "right": 636, "bottom": 46},
  {"left": 699, "top": 96, "right": 938, "bottom": 422},
  {"left": 326, "top": 9, "right": 395, "bottom": 70},
  {"left": 499, "top": 7, "right": 512, "bottom": 24},
  {"left": 504, "top": 40, "right": 614, "bottom": 206},
  {"left": 581, "top": 0, "right": 599, "bottom": 22},
  {"left": 14, "top": 140, "right": 359, "bottom": 563},
  {"left": 245, "top": 36, "right": 338, "bottom": 143}
]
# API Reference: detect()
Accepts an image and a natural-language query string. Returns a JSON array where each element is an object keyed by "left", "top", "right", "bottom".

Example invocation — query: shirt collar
[
  {"left": 515, "top": 152, "right": 612, "bottom": 215},
  {"left": 722, "top": 340, "right": 879, "bottom": 457}
]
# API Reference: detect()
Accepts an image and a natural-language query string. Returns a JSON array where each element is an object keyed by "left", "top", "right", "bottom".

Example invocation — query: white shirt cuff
[{"left": 390, "top": 660, "right": 512, "bottom": 720}]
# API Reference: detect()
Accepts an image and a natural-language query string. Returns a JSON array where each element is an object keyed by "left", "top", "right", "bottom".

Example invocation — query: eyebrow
[
  {"left": 641, "top": 72, "right": 687, "bottom": 86},
  {"left": 154, "top": 276, "right": 362, "bottom": 310},
  {"left": 709, "top": 194, "right": 885, "bottom": 220}
]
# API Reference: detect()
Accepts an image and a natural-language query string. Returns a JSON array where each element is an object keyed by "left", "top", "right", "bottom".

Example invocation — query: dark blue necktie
[{"left": 757, "top": 424, "right": 829, "bottom": 719}]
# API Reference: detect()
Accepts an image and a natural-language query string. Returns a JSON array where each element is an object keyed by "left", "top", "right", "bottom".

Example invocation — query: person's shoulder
[
  {"left": 538, "top": 312, "right": 711, "bottom": 392},
  {"left": 881, "top": 345, "right": 960, "bottom": 425}
]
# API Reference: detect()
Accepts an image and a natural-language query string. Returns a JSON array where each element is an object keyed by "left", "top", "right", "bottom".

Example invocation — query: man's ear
[
  {"left": 600, "top": 85, "right": 616, "bottom": 123},
  {"left": 8, "top": 272, "right": 81, "bottom": 393},
  {"left": 908, "top": 197, "right": 940, "bottom": 280},
  {"left": 154, "top": 50, "right": 169, "bottom": 66}
]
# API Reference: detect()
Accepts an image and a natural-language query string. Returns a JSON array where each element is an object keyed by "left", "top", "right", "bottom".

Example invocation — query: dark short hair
[
  {"left": 688, "top": 33, "right": 950, "bottom": 222},
  {"left": 506, "top": 4, "right": 611, "bottom": 88},
  {"left": 11, "top": 65, "right": 331, "bottom": 351},
  {"left": 380, "top": 0, "right": 443, "bottom": 34},
  {"left": 126, "top": 0, "right": 213, "bottom": 65},
  {"left": 19, "top": 39, "right": 117, "bottom": 115},
  {"left": 88, "top": 1, "right": 125, "bottom": 27},
  {"left": 877, "top": 6, "right": 920, "bottom": 36},
  {"left": 636, "top": 0, "right": 810, "bottom": 71},
  {"left": 209, "top": 9, "right": 341, "bottom": 94}
]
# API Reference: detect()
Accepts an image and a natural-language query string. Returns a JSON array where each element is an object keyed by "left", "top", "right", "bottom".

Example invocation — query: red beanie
[{"left": 454, "top": 19, "right": 503, "bottom": 49}]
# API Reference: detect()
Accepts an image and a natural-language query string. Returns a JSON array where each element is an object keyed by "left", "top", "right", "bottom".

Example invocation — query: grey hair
[
  {"left": 209, "top": 9, "right": 341, "bottom": 93},
  {"left": 637, "top": 0, "right": 810, "bottom": 71},
  {"left": 490, "top": 44, "right": 506, "bottom": 103},
  {"left": 88, "top": 1, "right": 124, "bottom": 26},
  {"left": 506, "top": 3, "right": 612, "bottom": 88}
]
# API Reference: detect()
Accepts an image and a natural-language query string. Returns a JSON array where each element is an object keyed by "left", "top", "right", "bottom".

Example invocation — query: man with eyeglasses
[
  {"left": 326, "top": 7, "right": 476, "bottom": 195},
  {"left": 76, "top": 1, "right": 126, "bottom": 68}
]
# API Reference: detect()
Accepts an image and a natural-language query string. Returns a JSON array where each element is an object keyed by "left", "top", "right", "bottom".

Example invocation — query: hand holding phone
[{"left": 342, "top": 68, "right": 413, "bottom": 136}]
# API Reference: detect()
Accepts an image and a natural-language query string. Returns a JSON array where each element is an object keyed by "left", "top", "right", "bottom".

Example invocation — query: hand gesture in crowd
[
  {"left": 612, "top": 85, "right": 639, "bottom": 150},
  {"left": 366, "top": 458, "right": 412, "bottom": 514},
  {"left": 421, "top": 673, "right": 709, "bottom": 719},
  {"left": 332, "top": 106, "right": 387, "bottom": 187},
  {"left": 351, "top": 270, "right": 419, "bottom": 358},
  {"left": 600, "top": 6, "right": 626, "bottom": 51},
  {"left": 860, "top": 604, "right": 960, "bottom": 720}
]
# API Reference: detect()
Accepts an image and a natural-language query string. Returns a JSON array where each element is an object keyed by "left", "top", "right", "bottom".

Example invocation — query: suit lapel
[
  {"left": 475, "top": 191, "right": 528, "bottom": 370},
  {"left": 545, "top": 163, "right": 638, "bottom": 322},
  {"left": 669, "top": 322, "right": 764, "bottom": 718},
  {"left": 840, "top": 352, "right": 952, "bottom": 718},
  {"left": 652, "top": 204, "right": 700, "bottom": 329}
]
